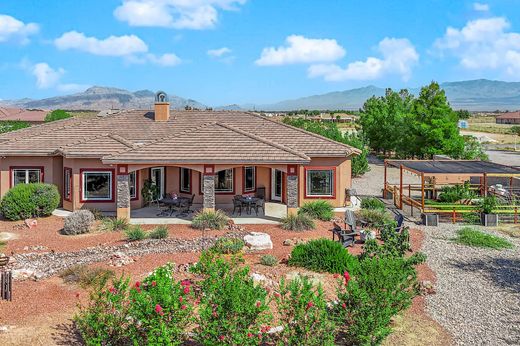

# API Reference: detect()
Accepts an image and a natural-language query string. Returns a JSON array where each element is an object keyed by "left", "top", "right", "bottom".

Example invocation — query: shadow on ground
[{"left": 52, "top": 321, "right": 83, "bottom": 345}]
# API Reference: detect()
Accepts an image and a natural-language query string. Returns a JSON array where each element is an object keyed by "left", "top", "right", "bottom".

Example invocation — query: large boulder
[{"left": 243, "top": 232, "right": 273, "bottom": 251}]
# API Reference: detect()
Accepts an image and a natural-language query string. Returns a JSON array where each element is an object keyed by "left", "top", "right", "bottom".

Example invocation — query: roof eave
[{"left": 101, "top": 158, "right": 311, "bottom": 165}]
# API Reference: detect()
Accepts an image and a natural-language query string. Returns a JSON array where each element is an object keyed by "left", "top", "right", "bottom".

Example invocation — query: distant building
[
  {"left": 496, "top": 111, "right": 520, "bottom": 124},
  {"left": 0, "top": 107, "right": 49, "bottom": 123}
]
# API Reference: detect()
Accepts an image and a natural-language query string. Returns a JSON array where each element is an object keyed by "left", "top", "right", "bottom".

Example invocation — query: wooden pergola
[{"left": 383, "top": 160, "right": 520, "bottom": 215}]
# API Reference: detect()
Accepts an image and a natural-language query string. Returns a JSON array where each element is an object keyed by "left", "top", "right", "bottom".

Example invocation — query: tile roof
[
  {"left": 496, "top": 111, "right": 520, "bottom": 119},
  {"left": 0, "top": 107, "right": 49, "bottom": 122},
  {"left": 0, "top": 110, "right": 359, "bottom": 163}
]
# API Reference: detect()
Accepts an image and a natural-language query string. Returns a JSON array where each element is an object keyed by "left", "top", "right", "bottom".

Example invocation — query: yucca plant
[
  {"left": 191, "top": 210, "right": 229, "bottom": 230},
  {"left": 281, "top": 213, "right": 316, "bottom": 231},
  {"left": 298, "top": 200, "right": 334, "bottom": 221}
]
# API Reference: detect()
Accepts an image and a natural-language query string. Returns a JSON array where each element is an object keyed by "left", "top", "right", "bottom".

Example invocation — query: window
[
  {"left": 215, "top": 169, "right": 234, "bottom": 193},
  {"left": 64, "top": 167, "right": 72, "bottom": 201},
  {"left": 11, "top": 167, "right": 42, "bottom": 186},
  {"left": 244, "top": 166, "right": 256, "bottom": 192},
  {"left": 129, "top": 171, "right": 137, "bottom": 200},
  {"left": 180, "top": 168, "right": 191, "bottom": 193},
  {"left": 305, "top": 168, "right": 335, "bottom": 198},
  {"left": 82, "top": 170, "right": 113, "bottom": 201}
]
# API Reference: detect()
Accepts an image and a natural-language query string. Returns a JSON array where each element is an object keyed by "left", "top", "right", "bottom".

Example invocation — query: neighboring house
[
  {"left": 0, "top": 92, "right": 360, "bottom": 219},
  {"left": 496, "top": 111, "right": 520, "bottom": 124},
  {"left": 0, "top": 107, "right": 49, "bottom": 123}
]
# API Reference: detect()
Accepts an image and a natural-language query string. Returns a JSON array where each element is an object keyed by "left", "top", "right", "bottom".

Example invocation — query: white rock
[
  {"left": 251, "top": 272, "right": 267, "bottom": 283},
  {"left": 12, "top": 268, "right": 42, "bottom": 281},
  {"left": 243, "top": 232, "right": 273, "bottom": 250}
]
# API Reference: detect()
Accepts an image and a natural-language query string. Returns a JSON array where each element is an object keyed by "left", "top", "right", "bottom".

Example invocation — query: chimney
[{"left": 154, "top": 91, "right": 170, "bottom": 121}]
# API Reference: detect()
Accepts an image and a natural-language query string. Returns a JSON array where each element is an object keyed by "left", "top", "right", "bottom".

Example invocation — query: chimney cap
[{"left": 155, "top": 91, "right": 168, "bottom": 103}]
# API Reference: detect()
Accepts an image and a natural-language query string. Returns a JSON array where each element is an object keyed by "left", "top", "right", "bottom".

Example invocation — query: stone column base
[
  {"left": 287, "top": 207, "right": 299, "bottom": 216},
  {"left": 203, "top": 207, "right": 215, "bottom": 212},
  {"left": 117, "top": 207, "right": 130, "bottom": 220}
]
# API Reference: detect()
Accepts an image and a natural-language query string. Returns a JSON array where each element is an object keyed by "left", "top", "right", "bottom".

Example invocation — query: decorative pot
[{"left": 481, "top": 213, "right": 498, "bottom": 227}]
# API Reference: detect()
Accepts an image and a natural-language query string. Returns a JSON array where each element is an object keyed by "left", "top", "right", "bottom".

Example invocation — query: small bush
[
  {"left": 275, "top": 277, "right": 337, "bottom": 345},
  {"left": 59, "top": 265, "right": 114, "bottom": 288},
  {"left": 478, "top": 196, "right": 498, "bottom": 215},
  {"left": 210, "top": 237, "right": 245, "bottom": 254},
  {"left": 358, "top": 208, "right": 394, "bottom": 228},
  {"left": 361, "top": 197, "right": 385, "bottom": 210},
  {"left": 62, "top": 210, "right": 95, "bottom": 235},
  {"left": 288, "top": 238, "right": 359, "bottom": 274},
  {"left": 298, "top": 200, "right": 334, "bottom": 221},
  {"left": 0, "top": 183, "right": 60, "bottom": 220},
  {"left": 87, "top": 208, "right": 104, "bottom": 220},
  {"left": 191, "top": 210, "right": 229, "bottom": 230},
  {"left": 260, "top": 254, "right": 278, "bottom": 267},
  {"left": 99, "top": 217, "right": 128, "bottom": 232},
  {"left": 125, "top": 225, "right": 146, "bottom": 241},
  {"left": 44, "top": 109, "right": 72, "bottom": 122},
  {"left": 148, "top": 225, "right": 168, "bottom": 239},
  {"left": 335, "top": 256, "right": 419, "bottom": 345},
  {"left": 281, "top": 213, "right": 316, "bottom": 231},
  {"left": 453, "top": 227, "right": 513, "bottom": 249},
  {"left": 438, "top": 182, "right": 475, "bottom": 203},
  {"left": 462, "top": 212, "right": 481, "bottom": 225}
]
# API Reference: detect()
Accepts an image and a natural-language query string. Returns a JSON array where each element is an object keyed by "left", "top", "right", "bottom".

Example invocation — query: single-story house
[
  {"left": 0, "top": 107, "right": 49, "bottom": 123},
  {"left": 0, "top": 92, "right": 360, "bottom": 219},
  {"left": 496, "top": 111, "right": 520, "bottom": 124}
]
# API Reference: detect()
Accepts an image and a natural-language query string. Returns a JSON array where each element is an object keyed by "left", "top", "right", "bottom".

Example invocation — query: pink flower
[
  {"left": 155, "top": 304, "right": 164, "bottom": 316},
  {"left": 219, "top": 335, "right": 225, "bottom": 341},
  {"left": 212, "top": 311, "right": 218, "bottom": 317},
  {"left": 343, "top": 271, "right": 351, "bottom": 285},
  {"left": 151, "top": 281, "right": 156, "bottom": 287},
  {"left": 181, "top": 279, "right": 190, "bottom": 287},
  {"left": 181, "top": 305, "right": 187, "bottom": 310},
  {"left": 333, "top": 273, "right": 340, "bottom": 279},
  {"left": 136, "top": 287, "right": 141, "bottom": 293},
  {"left": 341, "top": 302, "right": 347, "bottom": 309},
  {"left": 247, "top": 332, "right": 253, "bottom": 338},
  {"left": 255, "top": 301, "right": 261, "bottom": 308},
  {"left": 135, "top": 281, "right": 141, "bottom": 288},
  {"left": 183, "top": 286, "right": 190, "bottom": 295},
  {"left": 108, "top": 287, "right": 116, "bottom": 294},
  {"left": 179, "top": 296, "right": 183, "bottom": 303},
  {"left": 195, "top": 298, "right": 200, "bottom": 306},
  {"left": 306, "top": 301, "right": 314, "bottom": 310},
  {"left": 274, "top": 292, "right": 281, "bottom": 298}
]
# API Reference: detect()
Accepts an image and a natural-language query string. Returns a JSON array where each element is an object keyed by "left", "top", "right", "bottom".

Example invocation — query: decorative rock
[
  {"left": 244, "top": 232, "right": 273, "bottom": 250},
  {"left": 283, "top": 238, "right": 305, "bottom": 246},
  {"left": 108, "top": 251, "right": 134, "bottom": 267},
  {"left": 251, "top": 272, "right": 267, "bottom": 283},
  {"left": 24, "top": 219, "right": 37, "bottom": 229},
  {"left": 419, "top": 280, "right": 435, "bottom": 295},
  {"left": 0, "top": 325, "right": 11, "bottom": 333},
  {"left": 12, "top": 268, "right": 43, "bottom": 281}
]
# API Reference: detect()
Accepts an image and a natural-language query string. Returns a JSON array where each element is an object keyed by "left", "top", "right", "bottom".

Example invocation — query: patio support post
[
  {"left": 383, "top": 160, "right": 387, "bottom": 198},
  {"left": 483, "top": 173, "right": 488, "bottom": 197},
  {"left": 286, "top": 164, "right": 299, "bottom": 215},
  {"left": 399, "top": 165, "right": 403, "bottom": 210},
  {"left": 203, "top": 165, "right": 215, "bottom": 211},
  {"left": 116, "top": 165, "right": 131, "bottom": 220},
  {"left": 421, "top": 173, "right": 425, "bottom": 211}
]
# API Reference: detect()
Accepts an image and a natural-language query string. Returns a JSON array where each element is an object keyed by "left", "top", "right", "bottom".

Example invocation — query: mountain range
[{"left": 1, "top": 79, "right": 519, "bottom": 112}]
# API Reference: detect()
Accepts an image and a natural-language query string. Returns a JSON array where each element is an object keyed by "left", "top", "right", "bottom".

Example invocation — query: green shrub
[
  {"left": 288, "top": 238, "right": 359, "bottom": 274},
  {"left": 275, "top": 277, "right": 337, "bottom": 345},
  {"left": 99, "top": 217, "right": 128, "bottom": 232},
  {"left": 360, "top": 197, "right": 385, "bottom": 210},
  {"left": 191, "top": 210, "right": 229, "bottom": 230},
  {"left": 210, "top": 237, "right": 245, "bottom": 254},
  {"left": 0, "top": 183, "right": 60, "bottom": 220},
  {"left": 0, "top": 120, "right": 30, "bottom": 134},
  {"left": 281, "top": 213, "right": 316, "bottom": 231},
  {"left": 125, "top": 225, "right": 146, "bottom": 241},
  {"left": 75, "top": 263, "right": 194, "bottom": 345},
  {"left": 192, "top": 251, "right": 272, "bottom": 345},
  {"left": 44, "top": 109, "right": 72, "bottom": 122},
  {"left": 62, "top": 210, "right": 95, "bottom": 235},
  {"left": 478, "top": 196, "right": 498, "bottom": 215},
  {"left": 260, "top": 254, "right": 278, "bottom": 267},
  {"left": 335, "top": 256, "right": 420, "bottom": 346},
  {"left": 438, "top": 182, "right": 475, "bottom": 203},
  {"left": 298, "top": 200, "right": 334, "bottom": 221},
  {"left": 453, "top": 227, "right": 513, "bottom": 249},
  {"left": 358, "top": 208, "right": 394, "bottom": 228},
  {"left": 59, "top": 265, "right": 114, "bottom": 288},
  {"left": 462, "top": 212, "right": 481, "bottom": 225},
  {"left": 148, "top": 225, "right": 168, "bottom": 239}
]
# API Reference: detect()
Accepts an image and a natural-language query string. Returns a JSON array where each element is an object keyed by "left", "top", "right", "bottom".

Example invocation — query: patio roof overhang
[{"left": 385, "top": 159, "right": 520, "bottom": 177}]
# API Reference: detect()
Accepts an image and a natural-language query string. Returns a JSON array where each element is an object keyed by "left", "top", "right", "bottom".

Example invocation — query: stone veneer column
[
  {"left": 203, "top": 174, "right": 215, "bottom": 211},
  {"left": 286, "top": 164, "right": 299, "bottom": 215},
  {"left": 116, "top": 174, "right": 131, "bottom": 220}
]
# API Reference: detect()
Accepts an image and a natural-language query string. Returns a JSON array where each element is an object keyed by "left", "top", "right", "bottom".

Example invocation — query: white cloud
[
  {"left": 57, "top": 83, "right": 91, "bottom": 93},
  {"left": 256, "top": 35, "right": 346, "bottom": 66},
  {"left": 473, "top": 2, "right": 489, "bottom": 12},
  {"left": 308, "top": 38, "right": 419, "bottom": 81},
  {"left": 32, "top": 62, "right": 64, "bottom": 89},
  {"left": 0, "top": 14, "right": 39, "bottom": 44},
  {"left": 54, "top": 31, "right": 148, "bottom": 57},
  {"left": 114, "top": 0, "right": 246, "bottom": 30},
  {"left": 433, "top": 17, "right": 520, "bottom": 75},
  {"left": 207, "top": 47, "right": 231, "bottom": 57},
  {"left": 146, "top": 53, "right": 182, "bottom": 66}
]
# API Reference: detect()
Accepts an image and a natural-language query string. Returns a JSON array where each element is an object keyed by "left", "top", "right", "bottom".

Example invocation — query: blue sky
[{"left": 0, "top": 0, "right": 519, "bottom": 106}]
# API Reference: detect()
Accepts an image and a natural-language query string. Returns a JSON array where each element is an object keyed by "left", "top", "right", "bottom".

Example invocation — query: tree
[
  {"left": 0, "top": 120, "right": 30, "bottom": 133},
  {"left": 456, "top": 109, "right": 471, "bottom": 119},
  {"left": 511, "top": 126, "right": 520, "bottom": 137},
  {"left": 45, "top": 109, "right": 72, "bottom": 122}
]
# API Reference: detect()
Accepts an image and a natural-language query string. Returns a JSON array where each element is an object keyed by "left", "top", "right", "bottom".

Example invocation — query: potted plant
[
  {"left": 141, "top": 179, "right": 159, "bottom": 206},
  {"left": 478, "top": 196, "right": 498, "bottom": 227}
]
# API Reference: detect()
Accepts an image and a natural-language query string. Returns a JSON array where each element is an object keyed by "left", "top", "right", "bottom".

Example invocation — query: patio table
[
  {"left": 159, "top": 196, "right": 190, "bottom": 216},
  {"left": 238, "top": 196, "right": 260, "bottom": 214}
]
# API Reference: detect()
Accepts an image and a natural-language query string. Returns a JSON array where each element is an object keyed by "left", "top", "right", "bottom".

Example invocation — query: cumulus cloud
[
  {"left": 32, "top": 62, "right": 64, "bottom": 89},
  {"left": 114, "top": 0, "right": 246, "bottom": 30},
  {"left": 0, "top": 14, "right": 39, "bottom": 44},
  {"left": 308, "top": 38, "right": 419, "bottom": 81},
  {"left": 473, "top": 2, "right": 489, "bottom": 12},
  {"left": 433, "top": 17, "right": 520, "bottom": 75},
  {"left": 207, "top": 47, "right": 231, "bottom": 57},
  {"left": 146, "top": 53, "right": 182, "bottom": 66},
  {"left": 54, "top": 31, "right": 148, "bottom": 57},
  {"left": 256, "top": 35, "right": 346, "bottom": 66}
]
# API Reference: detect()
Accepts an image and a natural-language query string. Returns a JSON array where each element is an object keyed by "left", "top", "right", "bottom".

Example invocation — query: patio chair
[
  {"left": 251, "top": 199, "right": 265, "bottom": 216},
  {"left": 232, "top": 198, "right": 242, "bottom": 215},
  {"left": 177, "top": 194, "right": 195, "bottom": 217},
  {"left": 344, "top": 210, "right": 366, "bottom": 232},
  {"left": 331, "top": 222, "right": 357, "bottom": 247},
  {"left": 255, "top": 187, "right": 266, "bottom": 200}
]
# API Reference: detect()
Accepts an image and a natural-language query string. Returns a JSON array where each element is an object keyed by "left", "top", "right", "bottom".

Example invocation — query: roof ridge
[
  {"left": 108, "top": 133, "right": 137, "bottom": 149},
  {"left": 54, "top": 133, "right": 110, "bottom": 156},
  {"left": 244, "top": 112, "right": 361, "bottom": 156},
  {"left": 216, "top": 122, "right": 310, "bottom": 161}
]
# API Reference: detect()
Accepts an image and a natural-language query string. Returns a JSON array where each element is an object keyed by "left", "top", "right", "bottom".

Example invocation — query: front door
[
  {"left": 271, "top": 169, "right": 282, "bottom": 202},
  {"left": 150, "top": 167, "right": 165, "bottom": 199}
]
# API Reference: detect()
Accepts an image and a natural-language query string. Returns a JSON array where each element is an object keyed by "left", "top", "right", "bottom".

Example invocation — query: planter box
[
  {"left": 481, "top": 213, "right": 498, "bottom": 227},
  {"left": 422, "top": 213, "right": 438, "bottom": 226}
]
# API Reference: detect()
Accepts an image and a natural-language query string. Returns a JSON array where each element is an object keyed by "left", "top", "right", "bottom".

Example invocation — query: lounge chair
[
  {"left": 331, "top": 222, "right": 357, "bottom": 247},
  {"left": 344, "top": 210, "right": 367, "bottom": 232}
]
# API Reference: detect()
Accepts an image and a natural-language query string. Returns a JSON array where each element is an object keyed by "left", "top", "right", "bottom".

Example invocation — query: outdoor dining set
[
  {"left": 156, "top": 193, "right": 195, "bottom": 217},
  {"left": 232, "top": 195, "right": 265, "bottom": 216}
]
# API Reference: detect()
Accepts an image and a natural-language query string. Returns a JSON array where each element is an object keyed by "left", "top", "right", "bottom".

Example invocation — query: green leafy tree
[
  {"left": 45, "top": 109, "right": 72, "bottom": 122},
  {"left": 0, "top": 120, "right": 30, "bottom": 133},
  {"left": 456, "top": 109, "right": 471, "bottom": 119}
]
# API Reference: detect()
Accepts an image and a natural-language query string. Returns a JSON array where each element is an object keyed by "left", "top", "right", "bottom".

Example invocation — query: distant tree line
[
  {"left": 282, "top": 117, "right": 370, "bottom": 176},
  {"left": 359, "top": 82, "right": 487, "bottom": 160}
]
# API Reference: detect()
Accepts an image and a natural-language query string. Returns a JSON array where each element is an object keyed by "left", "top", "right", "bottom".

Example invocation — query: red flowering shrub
[
  {"left": 191, "top": 251, "right": 273, "bottom": 345},
  {"left": 274, "top": 276, "right": 336, "bottom": 345}
]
